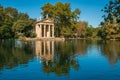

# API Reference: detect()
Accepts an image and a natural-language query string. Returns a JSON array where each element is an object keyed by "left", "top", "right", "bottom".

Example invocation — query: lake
[{"left": 0, "top": 39, "right": 120, "bottom": 80}]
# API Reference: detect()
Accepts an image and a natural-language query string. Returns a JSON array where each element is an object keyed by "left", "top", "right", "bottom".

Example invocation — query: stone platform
[{"left": 25, "top": 37, "right": 65, "bottom": 41}]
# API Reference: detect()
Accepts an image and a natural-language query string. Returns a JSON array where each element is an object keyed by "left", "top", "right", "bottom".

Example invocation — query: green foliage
[
  {"left": 41, "top": 2, "right": 80, "bottom": 37},
  {"left": 41, "top": 2, "right": 100, "bottom": 39},
  {"left": 101, "top": 0, "right": 120, "bottom": 39},
  {"left": 75, "top": 21, "right": 88, "bottom": 38},
  {"left": 0, "top": 5, "right": 35, "bottom": 39},
  {"left": 0, "top": 24, "right": 14, "bottom": 38},
  {"left": 25, "top": 32, "right": 36, "bottom": 38},
  {"left": 86, "top": 25, "right": 94, "bottom": 37}
]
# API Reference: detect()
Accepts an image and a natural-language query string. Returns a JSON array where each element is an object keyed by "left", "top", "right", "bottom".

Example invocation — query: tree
[
  {"left": 0, "top": 5, "right": 4, "bottom": 26},
  {"left": 0, "top": 6, "right": 15, "bottom": 38},
  {"left": 12, "top": 13, "right": 35, "bottom": 38},
  {"left": 101, "top": 0, "right": 120, "bottom": 39},
  {"left": 41, "top": 3, "right": 54, "bottom": 19},
  {"left": 41, "top": 2, "right": 80, "bottom": 37},
  {"left": 4, "top": 7, "right": 18, "bottom": 20},
  {"left": 75, "top": 21, "right": 88, "bottom": 38},
  {"left": 0, "top": 5, "right": 36, "bottom": 39}
]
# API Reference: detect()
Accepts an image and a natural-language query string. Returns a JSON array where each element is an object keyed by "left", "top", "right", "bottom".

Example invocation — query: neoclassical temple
[{"left": 35, "top": 18, "right": 54, "bottom": 38}]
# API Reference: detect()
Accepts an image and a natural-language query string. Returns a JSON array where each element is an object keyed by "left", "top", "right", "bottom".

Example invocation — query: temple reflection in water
[{"left": 35, "top": 41, "right": 54, "bottom": 64}]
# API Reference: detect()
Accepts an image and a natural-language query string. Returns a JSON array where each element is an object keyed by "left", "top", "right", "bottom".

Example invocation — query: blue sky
[{"left": 0, "top": 0, "right": 110, "bottom": 27}]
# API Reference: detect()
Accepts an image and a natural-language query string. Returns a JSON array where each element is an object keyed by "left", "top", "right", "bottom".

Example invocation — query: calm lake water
[{"left": 0, "top": 39, "right": 120, "bottom": 80}]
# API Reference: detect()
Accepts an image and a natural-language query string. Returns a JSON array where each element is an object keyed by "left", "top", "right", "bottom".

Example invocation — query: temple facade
[{"left": 35, "top": 18, "right": 54, "bottom": 38}]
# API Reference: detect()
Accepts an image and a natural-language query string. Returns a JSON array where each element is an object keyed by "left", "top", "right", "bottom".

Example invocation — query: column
[
  {"left": 52, "top": 25, "right": 54, "bottom": 38},
  {"left": 36, "top": 24, "right": 39, "bottom": 38},
  {"left": 44, "top": 24, "right": 46, "bottom": 37},
  {"left": 39, "top": 24, "right": 42, "bottom": 38},
  {"left": 48, "top": 25, "right": 50, "bottom": 37}
]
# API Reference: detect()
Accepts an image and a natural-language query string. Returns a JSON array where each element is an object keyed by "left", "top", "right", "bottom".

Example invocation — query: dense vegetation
[
  {"left": 0, "top": 5, "right": 36, "bottom": 39},
  {"left": 41, "top": 2, "right": 100, "bottom": 38},
  {"left": 101, "top": 0, "right": 120, "bottom": 39},
  {"left": 0, "top": 3, "right": 99, "bottom": 39},
  {"left": 0, "top": 0, "right": 119, "bottom": 39}
]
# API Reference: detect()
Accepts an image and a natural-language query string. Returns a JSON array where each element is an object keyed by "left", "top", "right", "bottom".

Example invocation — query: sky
[{"left": 0, "top": 0, "right": 110, "bottom": 27}]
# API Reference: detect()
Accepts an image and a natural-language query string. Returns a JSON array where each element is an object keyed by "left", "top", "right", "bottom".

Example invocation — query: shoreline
[
  {"left": 1, "top": 37, "right": 120, "bottom": 41},
  {"left": 25, "top": 37, "right": 65, "bottom": 41}
]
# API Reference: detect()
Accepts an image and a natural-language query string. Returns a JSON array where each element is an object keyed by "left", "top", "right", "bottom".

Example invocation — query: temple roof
[{"left": 36, "top": 18, "right": 54, "bottom": 24}]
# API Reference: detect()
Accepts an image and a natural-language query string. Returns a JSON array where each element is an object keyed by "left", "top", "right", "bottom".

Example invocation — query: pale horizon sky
[{"left": 0, "top": 0, "right": 110, "bottom": 27}]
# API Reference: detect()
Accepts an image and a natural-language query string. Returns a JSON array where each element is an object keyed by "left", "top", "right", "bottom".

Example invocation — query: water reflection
[
  {"left": 0, "top": 40, "right": 120, "bottom": 79},
  {"left": 35, "top": 40, "right": 89, "bottom": 76},
  {"left": 0, "top": 39, "right": 34, "bottom": 70},
  {"left": 35, "top": 41, "right": 54, "bottom": 64},
  {"left": 101, "top": 40, "right": 120, "bottom": 65}
]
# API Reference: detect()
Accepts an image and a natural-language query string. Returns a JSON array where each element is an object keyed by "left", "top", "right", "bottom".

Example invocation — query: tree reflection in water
[
  {"left": 101, "top": 40, "right": 120, "bottom": 65},
  {"left": 35, "top": 40, "right": 88, "bottom": 76},
  {"left": 1, "top": 39, "right": 120, "bottom": 76},
  {"left": 0, "top": 39, "right": 34, "bottom": 70}
]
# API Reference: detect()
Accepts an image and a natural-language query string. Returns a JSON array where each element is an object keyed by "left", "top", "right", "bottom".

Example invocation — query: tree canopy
[
  {"left": 0, "top": 5, "right": 36, "bottom": 39},
  {"left": 0, "top": 2, "right": 103, "bottom": 39},
  {"left": 101, "top": 0, "right": 120, "bottom": 39},
  {"left": 41, "top": 2, "right": 100, "bottom": 39},
  {"left": 41, "top": 2, "right": 80, "bottom": 37}
]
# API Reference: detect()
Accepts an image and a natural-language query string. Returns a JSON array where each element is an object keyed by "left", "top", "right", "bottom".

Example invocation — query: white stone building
[{"left": 35, "top": 18, "right": 54, "bottom": 38}]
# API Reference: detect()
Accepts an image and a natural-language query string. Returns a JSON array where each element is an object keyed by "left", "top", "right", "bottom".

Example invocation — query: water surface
[{"left": 0, "top": 39, "right": 120, "bottom": 80}]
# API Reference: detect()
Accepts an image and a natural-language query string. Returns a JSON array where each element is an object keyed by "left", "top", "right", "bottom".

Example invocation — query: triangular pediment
[
  {"left": 36, "top": 18, "right": 54, "bottom": 23},
  {"left": 43, "top": 19, "right": 53, "bottom": 22}
]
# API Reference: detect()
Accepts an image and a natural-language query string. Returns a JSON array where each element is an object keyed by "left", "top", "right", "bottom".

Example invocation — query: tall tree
[
  {"left": 41, "top": 2, "right": 80, "bottom": 37},
  {"left": 0, "top": 5, "right": 36, "bottom": 39},
  {"left": 12, "top": 13, "right": 35, "bottom": 38},
  {"left": 101, "top": 0, "right": 120, "bottom": 39},
  {"left": 75, "top": 21, "right": 88, "bottom": 38}
]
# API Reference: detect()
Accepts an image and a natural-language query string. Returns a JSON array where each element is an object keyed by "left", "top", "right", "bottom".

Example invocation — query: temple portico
[{"left": 35, "top": 18, "right": 54, "bottom": 38}]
